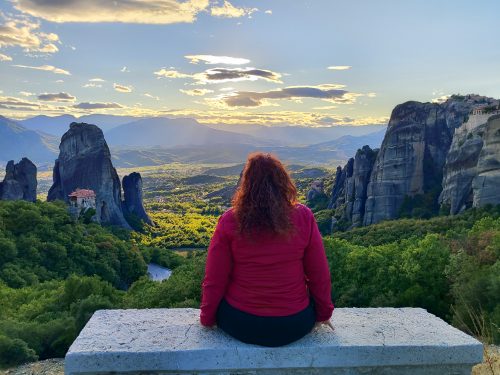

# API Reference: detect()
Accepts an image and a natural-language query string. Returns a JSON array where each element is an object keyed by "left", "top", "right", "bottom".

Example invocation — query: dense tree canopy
[
  {"left": 0, "top": 199, "right": 498, "bottom": 368},
  {"left": 0, "top": 201, "right": 147, "bottom": 289}
]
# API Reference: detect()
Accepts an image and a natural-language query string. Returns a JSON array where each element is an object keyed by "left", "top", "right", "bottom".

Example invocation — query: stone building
[
  {"left": 68, "top": 189, "right": 97, "bottom": 221},
  {"left": 69, "top": 189, "right": 96, "bottom": 210}
]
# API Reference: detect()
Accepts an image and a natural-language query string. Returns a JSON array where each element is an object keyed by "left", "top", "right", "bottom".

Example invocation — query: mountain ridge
[{"left": 0, "top": 115, "right": 58, "bottom": 164}]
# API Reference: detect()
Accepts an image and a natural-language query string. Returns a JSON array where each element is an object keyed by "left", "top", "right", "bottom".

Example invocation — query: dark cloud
[
  {"left": 223, "top": 85, "right": 351, "bottom": 107},
  {"left": 38, "top": 92, "right": 75, "bottom": 102},
  {"left": 0, "top": 96, "right": 39, "bottom": 110},
  {"left": 202, "top": 68, "right": 282, "bottom": 83},
  {"left": 73, "top": 102, "right": 123, "bottom": 109}
]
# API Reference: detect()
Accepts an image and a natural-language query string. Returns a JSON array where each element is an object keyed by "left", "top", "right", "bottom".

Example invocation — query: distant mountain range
[
  {"left": 19, "top": 114, "right": 140, "bottom": 137},
  {"left": 1, "top": 114, "right": 386, "bottom": 167},
  {"left": 104, "top": 117, "right": 269, "bottom": 148},
  {"left": 111, "top": 129, "right": 386, "bottom": 167},
  {"left": 205, "top": 123, "right": 385, "bottom": 145},
  {"left": 0, "top": 116, "right": 58, "bottom": 166}
]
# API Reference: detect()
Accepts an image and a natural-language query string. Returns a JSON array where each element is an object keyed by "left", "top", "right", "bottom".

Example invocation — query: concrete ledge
[{"left": 65, "top": 308, "right": 483, "bottom": 375}]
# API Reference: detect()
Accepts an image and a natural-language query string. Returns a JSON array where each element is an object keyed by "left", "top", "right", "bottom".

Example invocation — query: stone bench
[{"left": 65, "top": 307, "right": 482, "bottom": 375}]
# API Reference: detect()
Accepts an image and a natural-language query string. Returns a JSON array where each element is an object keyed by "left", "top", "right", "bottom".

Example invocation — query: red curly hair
[{"left": 232, "top": 152, "right": 298, "bottom": 235}]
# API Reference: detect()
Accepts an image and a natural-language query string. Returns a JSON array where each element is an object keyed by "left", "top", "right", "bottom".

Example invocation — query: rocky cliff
[
  {"left": 472, "top": 114, "right": 500, "bottom": 207},
  {"left": 329, "top": 95, "right": 500, "bottom": 227},
  {"left": 48, "top": 123, "right": 131, "bottom": 228},
  {"left": 122, "top": 172, "right": 152, "bottom": 225},
  {"left": 328, "top": 146, "right": 377, "bottom": 227},
  {"left": 439, "top": 123, "right": 486, "bottom": 214},
  {"left": 0, "top": 158, "right": 37, "bottom": 202},
  {"left": 363, "top": 99, "right": 476, "bottom": 225}
]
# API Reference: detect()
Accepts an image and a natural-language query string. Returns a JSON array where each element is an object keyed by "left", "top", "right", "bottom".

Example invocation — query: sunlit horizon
[{"left": 1, "top": 0, "right": 499, "bottom": 127}]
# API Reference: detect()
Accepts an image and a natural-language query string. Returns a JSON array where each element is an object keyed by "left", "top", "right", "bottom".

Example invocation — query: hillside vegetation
[{"left": 0, "top": 200, "right": 498, "bottom": 367}]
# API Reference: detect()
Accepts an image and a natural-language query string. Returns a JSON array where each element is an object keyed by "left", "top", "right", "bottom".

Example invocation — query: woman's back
[
  {"left": 200, "top": 203, "right": 333, "bottom": 326},
  {"left": 222, "top": 204, "right": 317, "bottom": 316},
  {"left": 200, "top": 152, "right": 333, "bottom": 346}
]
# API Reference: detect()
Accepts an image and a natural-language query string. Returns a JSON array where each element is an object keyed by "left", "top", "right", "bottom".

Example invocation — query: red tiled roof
[{"left": 69, "top": 189, "right": 96, "bottom": 198}]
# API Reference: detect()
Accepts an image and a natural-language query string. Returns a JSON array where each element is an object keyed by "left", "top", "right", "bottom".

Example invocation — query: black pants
[{"left": 216, "top": 299, "right": 316, "bottom": 347}]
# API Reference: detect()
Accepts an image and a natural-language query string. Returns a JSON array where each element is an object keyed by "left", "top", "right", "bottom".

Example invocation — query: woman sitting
[{"left": 200, "top": 152, "right": 334, "bottom": 346}]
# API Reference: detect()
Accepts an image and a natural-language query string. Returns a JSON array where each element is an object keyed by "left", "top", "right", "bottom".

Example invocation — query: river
[{"left": 147, "top": 263, "right": 172, "bottom": 281}]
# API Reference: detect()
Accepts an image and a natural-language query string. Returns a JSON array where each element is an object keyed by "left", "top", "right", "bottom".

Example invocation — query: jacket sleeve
[
  {"left": 303, "top": 208, "right": 334, "bottom": 322},
  {"left": 200, "top": 214, "right": 232, "bottom": 326}
]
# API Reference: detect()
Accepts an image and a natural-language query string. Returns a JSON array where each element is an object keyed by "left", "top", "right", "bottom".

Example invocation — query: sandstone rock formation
[
  {"left": 349, "top": 146, "right": 378, "bottom": 226},
  {"left": 122, "top": 172, "right": 152, "bottom": 225},
  {"left": 0, "top": 158, "right": 37, "bottom": 202},
  {"left": 48, "top": 123, "right": 131, "bottom": 229},
  {"left": 472, "top": 114, "right": 500, "bottom": 208},
  {"left": 329, "top": 95, "right": 500, "bottom": 226},
  {"left": 363, "top": 99, "right": 475, "bottom": 225},
  {"left": 328, "top": 146, "right": 377, "bottom": 227},
  {"left": 306, "top": 179, "right": 325, "bottom": 202},
  {"left": 439, "top": 124, "right": 486, "bottom": 214},
  {"left": 328, "top": 159, "right": 353, "bottom": 210}
]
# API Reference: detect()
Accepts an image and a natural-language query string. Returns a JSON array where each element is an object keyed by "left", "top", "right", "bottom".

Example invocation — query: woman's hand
[{"left": 314, "top": 320, "right": 334, "bottom": 331}]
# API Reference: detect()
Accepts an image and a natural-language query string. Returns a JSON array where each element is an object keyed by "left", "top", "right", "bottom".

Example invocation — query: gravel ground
[{"left": 1, "top": 359, "right": 64, "bottom": 375}]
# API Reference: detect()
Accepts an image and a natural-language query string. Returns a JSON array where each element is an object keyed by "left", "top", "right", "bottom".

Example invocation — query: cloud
[
  {"left": 154, "top": 68, "right": 192, "bottom": 79},
  {"left": 210, "top": 1, "right": 257, "bottom": 18},
  {"left": 0, "top": 95, "right": 40, "bottom": 110},
  {"left": 83, "top": 83, "right": 102, "bottom": 88},
  {"left": 0, "top": 53, "right": 12, "bottom": 61},
  {"left": 180, "top": 88, "right": 214, "bottom": 96},
  {"left": 83, "top": 78, "right": 105, "bottom": 87},
  {"left": 327, "top": 65, "right": 351, "bottom": 71},
  {"left": 38, "top": 92, "right": 75, "bottom": 102},
  {"left": 265, "top": 10, "right": 272, "bottom": 15},
  {"left": 218, "top": 84, "right": 355, "bottom": 107},
  {"left": 73, "top": 102, "right": 123, "bottom": 109},
  {"left": 144, "top": 93, "right": 160, "bottom": 100},
  {"left": 185, "top": 54, "right": 250, "bottom": 65},
  {"left": 13, "top": 0, "right": 210, "bottom": 24},
  {"left": 120, "top": 66, "right": 130, "bottom": 73},
  {"left": 201, "top": 67, "right": 282, "bottom": 83},
  {"left": 0, "top": 94, "right": 387, "bottom": 127},
  {"left": 432, "top": 95, "right": 450, "bottom": 103},
  {"left": 0, "top": 14, "right": 60, "bottom": 53},
  {"left": 155, "top": 66, "right": 282, "bottom": 84},
  {"left": 157, "top": 108, "right": 389, "bottom": 127},
  {"left": 312, "top": 105, "right": 337, "bottom": 110},
  {"left": 12, "top": 64, "right": 70, "bottom": 75},
  {"left": 19, "top": 91, "right": 34, "bottom": 96},
  {"left": 114, "top": 83, "right": 133, "bottom": 93}
]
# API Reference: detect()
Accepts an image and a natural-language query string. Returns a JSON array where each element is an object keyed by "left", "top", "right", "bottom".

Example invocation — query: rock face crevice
[
  {"left": 329, "top": 95, "right": 500, "bottom": 227},
  {"left": 48, "top": 122, "right": 150, "bottom": 229},
  {"left": 472, "top": 115, "right": 500, "bottom": 207},
  {"left": 0, "top": 158, "right": 37, "bottom": 202}
]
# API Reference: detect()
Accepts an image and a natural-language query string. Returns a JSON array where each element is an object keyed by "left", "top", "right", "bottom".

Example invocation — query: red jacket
[{"left": 200, "top": 204, "right": 334, "bottom": 326}]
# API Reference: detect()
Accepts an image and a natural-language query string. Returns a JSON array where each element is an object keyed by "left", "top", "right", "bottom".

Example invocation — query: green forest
[{"left": 0, "top": 164, "right": 499, "bottom": 367}]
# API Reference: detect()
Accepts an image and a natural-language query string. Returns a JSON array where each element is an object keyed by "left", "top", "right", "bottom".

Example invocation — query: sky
[{"left": 0, "top": 0, "right": 499, "bottom": 127}]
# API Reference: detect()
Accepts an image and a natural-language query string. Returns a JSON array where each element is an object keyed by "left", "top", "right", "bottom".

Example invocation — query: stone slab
[{"left": 65, "top": 307, "right": 483, "bottom": 375}]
